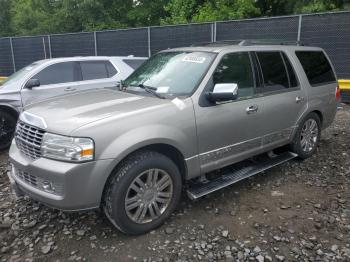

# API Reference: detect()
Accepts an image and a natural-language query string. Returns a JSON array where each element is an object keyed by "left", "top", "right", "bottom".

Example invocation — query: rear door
[
  {"left": 74, "top": 60, "right": 119, "bottom": 92},
  {"left": 21, "top": 61, "right": 81, "bottom": 106},
  {"left": 253, "top": 51, "right": 308, "bottom": 149}
]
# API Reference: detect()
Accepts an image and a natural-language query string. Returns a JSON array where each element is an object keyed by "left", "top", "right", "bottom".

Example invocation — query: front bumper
[{"left": 8, "top": 141, "right": 114, "bottom": 211}]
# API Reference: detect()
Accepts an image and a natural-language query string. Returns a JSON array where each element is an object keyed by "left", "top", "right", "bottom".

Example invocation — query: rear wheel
[
  {"left": 291, "top": 113, "right": 321, "bottom": 159},
  {"left": 103, "top": 150, "right": 182, "bottom": 235},
  {"left": 0, "top": 111, "right": 17, "bottom": 151}
]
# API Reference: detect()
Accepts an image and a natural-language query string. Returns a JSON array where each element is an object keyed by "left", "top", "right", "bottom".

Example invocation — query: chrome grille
[{"left": 15, "top": 121, "right": 45, "bottom": 160}]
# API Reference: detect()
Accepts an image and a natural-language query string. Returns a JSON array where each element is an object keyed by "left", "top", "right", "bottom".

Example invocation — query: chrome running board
[{"left": 187, "top": 151, "right": 297, "bottom": 200}]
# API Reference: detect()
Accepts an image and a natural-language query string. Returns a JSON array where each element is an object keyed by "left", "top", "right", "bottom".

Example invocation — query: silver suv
[
  {"left": 8, "top": 42, "right": 340, "bottom": 235},
  {"left": 0, "top": 56, "right": 146, "bottom": 149}
]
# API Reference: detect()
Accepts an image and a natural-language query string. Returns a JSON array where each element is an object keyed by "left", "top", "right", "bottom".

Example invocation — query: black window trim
[
  {"left": 295, "top": 50, "right": 337, "bottom": 87},
  {"left": 253, "top": 51, "right": 301, "bottom": 97},
  {"left": 280, "top": 51, "right": 300, "bottom": 89}
]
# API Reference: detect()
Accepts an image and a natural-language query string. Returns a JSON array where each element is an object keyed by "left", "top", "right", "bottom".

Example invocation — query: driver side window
[{"left": 213, "top": 52, "right": 255, "bottom": 100}]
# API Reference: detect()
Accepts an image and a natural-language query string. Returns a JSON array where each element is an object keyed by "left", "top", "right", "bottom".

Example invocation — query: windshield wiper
[{"left": 138, "top": 84, "right": 166, "bottom": 99}]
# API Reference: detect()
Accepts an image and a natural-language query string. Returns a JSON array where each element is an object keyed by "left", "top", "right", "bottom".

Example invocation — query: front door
[
  {"left": 21, "top": 61, "right": 81, "bottom": 106},
  {"left": 194, "top": 52, "right": 266, "bottom": 174}
]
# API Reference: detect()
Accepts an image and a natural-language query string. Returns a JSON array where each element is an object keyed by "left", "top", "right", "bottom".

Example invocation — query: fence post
[
  {"left": 94, "top": 31, "right": 98, "bottom": 56},
  {"left": 48, "top": 35, "right": 52, "bottom": 58},
  {"left": 297, "top": 15, "right": 302, "bottom": 43},
  {"left": 9, "top": 37, "right": 16, "bottom": 73},
  {"left": 42, "top": 37, "right": 47, "bottom": 59},
  {"left": 213, "top": 22, "right": 217, "bottom": 42},
  {"left": 147, "top": 27, "right": 151, "bottom": 57}
]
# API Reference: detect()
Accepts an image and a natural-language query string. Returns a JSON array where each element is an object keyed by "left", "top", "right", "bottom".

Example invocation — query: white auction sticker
[{"left": 182, "top": 55, "right": 206, "bottom": 64}]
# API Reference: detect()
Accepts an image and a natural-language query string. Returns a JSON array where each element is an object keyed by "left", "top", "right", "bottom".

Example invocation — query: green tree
[
  {"left": 162, "top": 0, "right": 259, "bottom": 24},
  {"left": 127, "top": 0, "right": 170, "bottom": 26},
  {"left": 0, "top": 0, "right": 12, "bottom": 36}
]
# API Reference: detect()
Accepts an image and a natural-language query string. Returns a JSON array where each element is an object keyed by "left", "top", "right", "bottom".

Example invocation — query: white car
[{"left": 0, "top": 56, "right": 147, "bottom": 149}]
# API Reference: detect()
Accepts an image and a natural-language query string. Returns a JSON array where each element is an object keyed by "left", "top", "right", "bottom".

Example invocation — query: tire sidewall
[
  {"left": 292, "top": 113, "right": 321, "bottom": 159},
  {"left": 108, "top": 151, "right": 182, "bottom": 235},
  {"left": 0, "top": 111, "right": 16, "bottom": 150}
]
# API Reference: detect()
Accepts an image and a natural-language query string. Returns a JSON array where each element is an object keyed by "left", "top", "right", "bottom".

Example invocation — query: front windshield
[
  {"left": 123, "top": 51, "right": 216, "bottom": 96},
  {"left": 1, "top": 62, "right": 42, "bottom": 86}
]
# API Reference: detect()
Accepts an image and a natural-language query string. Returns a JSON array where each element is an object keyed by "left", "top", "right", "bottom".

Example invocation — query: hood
[{"left": 24, "top": 89, "right": 169, "bottom": 135}]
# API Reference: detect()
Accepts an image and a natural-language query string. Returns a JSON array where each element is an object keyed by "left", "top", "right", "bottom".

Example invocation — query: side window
[
  {"left": 295, "top": 51, "right": 336, "bottom": 86},
  {"left": 33, "top": 62, "right": 77, "bottom": 85},
  {"left": 80, "top": 61, "right": 108, "bottom": 81},
  {"left": 213, "top": 52, "right": 254, "bottom": 99},
  {"left": 123, "top": 59, "right": 146, "bottom": 70},
  {"left": 256, "top": 52, "right": 289, "bottom": 92},
  {"left": 106, "top": 61, "right": 118, "bottom": 77},
  {"left": 282, "top": 53, "right": 298, "bottom": 88}
]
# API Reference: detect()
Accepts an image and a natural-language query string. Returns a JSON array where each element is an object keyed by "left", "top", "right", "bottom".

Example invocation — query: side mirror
[
  {"left": 206, "top": 83, "right": 238, "bottom": 102},
  {"left": 25, "top": 79, "right": 40, "bottom": 89}
]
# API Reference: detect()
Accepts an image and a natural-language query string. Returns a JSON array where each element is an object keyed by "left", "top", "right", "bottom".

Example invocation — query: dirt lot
[{"left": 0, "top": 105, "right": 349, "bottom": 262}]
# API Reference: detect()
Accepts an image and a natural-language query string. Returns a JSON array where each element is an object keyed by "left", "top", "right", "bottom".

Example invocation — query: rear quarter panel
[{"left": 292, "top": 48, "right": 338, "bottom": 129}]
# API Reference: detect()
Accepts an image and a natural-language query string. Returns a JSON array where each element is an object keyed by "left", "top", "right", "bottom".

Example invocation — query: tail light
[{"left": 335, "top": 85, "right": 341, "bottom": 101}]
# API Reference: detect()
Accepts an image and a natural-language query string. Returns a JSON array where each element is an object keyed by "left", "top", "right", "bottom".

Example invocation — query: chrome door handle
[
  {"left": 296, "top": 96, "right": 304, "bottom": 103},
  {"left": 64, "top": 87, "right": 77, "bottom": 92},
  {"left": 246, "top": 105, "right": 258, "bottom": 114}
]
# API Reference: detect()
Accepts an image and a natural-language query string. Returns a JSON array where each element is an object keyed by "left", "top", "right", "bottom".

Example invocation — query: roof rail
[
  {"left": 190, "top": 39, "right": 304, "bottom": 47},
  {"left": 238, "top": 39, "right": 304, "bottom": 46}
]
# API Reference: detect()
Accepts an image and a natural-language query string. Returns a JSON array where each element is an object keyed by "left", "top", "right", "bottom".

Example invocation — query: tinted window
[
  {"left": 213, "top": 52, "right": 254, "bottom": 99},
  {"left": 33, "top": 62, "right": 77, "bottom": 85},
  {"left": 80, "top": 61, "right": 108, "bottom": 80},
  {"left": 256, "top": 52, "right": 289, "bottom": 92},
  {"left": 282, "top": 53, "right": 298, "bottom": 88},
  {"left": 295, "top": 51, "right": 336, "bottom": 86},
  {"left": 106, "top": 61, "right": 117, "bottom": 77},
  {"left": 123, "top": 59, "right": 146, "bottom": 70}
]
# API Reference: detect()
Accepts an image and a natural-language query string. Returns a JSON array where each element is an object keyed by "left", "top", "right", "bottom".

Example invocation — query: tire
[
  {"left": 290, "top": 112, "right": 321, "bottom": 159},
  {"left": 0, "top": 110, "right": 17, "bottom": 151},
  {"left": 103, "top": 150, "right": 182, "bottom": 235}
]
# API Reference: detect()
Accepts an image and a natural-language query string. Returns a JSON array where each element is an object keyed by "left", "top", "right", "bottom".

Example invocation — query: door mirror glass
[
  {"left": 206, "top": 83, "right": 238, "bottom": 102},
  {"left": 25, "top": 79, "right": 40, "bottom": 89}
]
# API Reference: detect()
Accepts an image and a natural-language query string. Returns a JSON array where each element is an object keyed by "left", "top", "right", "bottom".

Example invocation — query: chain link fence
[{"left": 0, "top": 11, "right": 349, "bottom": 78}]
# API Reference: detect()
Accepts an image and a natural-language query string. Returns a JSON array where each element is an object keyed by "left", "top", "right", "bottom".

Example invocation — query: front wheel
[
  {"left": 291, "top": 113, "right": 321, "bottom": 159},
  {"left": 0, "top": 111, "right": 17, "bottom": 151},
  {"left": 103, "top": 150, "right": 182, "bottom": 235}
]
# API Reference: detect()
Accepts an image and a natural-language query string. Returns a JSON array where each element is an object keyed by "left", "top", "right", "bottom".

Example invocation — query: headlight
[{"left": 41, "top": 133, "right": 94, "bottom": 162}]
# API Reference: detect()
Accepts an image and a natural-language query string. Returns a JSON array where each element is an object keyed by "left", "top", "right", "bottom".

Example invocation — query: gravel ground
[{"left": 0, "top": 105, "right": 349, "bottom": 262}]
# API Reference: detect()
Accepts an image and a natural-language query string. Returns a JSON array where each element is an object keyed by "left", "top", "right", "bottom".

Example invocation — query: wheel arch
[{"left": 101, "top": 142, "right": 187, "bottom": 205}]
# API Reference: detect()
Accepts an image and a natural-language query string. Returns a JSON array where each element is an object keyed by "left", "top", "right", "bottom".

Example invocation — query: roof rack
[
  {"left": 191, "top": 39, "right": 304, "bottom": 47},
  {"left": 238, "top": 39, "right": 304, "bottom": 46}
]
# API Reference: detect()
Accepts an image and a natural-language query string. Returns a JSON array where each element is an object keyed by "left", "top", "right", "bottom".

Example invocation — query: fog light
[{"left": 41, "top": 181, "right": 55, "bottom": 193}]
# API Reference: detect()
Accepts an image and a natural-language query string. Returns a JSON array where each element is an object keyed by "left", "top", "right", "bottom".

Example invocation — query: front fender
[{"left": 100, "top": 124, "right": 191, "bottom": 162}]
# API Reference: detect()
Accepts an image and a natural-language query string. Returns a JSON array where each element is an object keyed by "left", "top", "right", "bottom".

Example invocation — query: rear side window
[
  {"left": 80, "top": 61, "right": 108, "bottom": 80},
  {"left": 282, "top": 53, "right": 298, "bottom": 88},
  {"left": 213, "top": 52, "right": 254, "bottom": 99},
  {"left": 123, "top": 59, "right": 146, "bottom": 70},
  {"left": 256, "top": 52, "right": 289, "bottom": 92},
  {"left": 295, "top": 51, "right": 336, "bottom": 86},
  {"left": 33, "top": 62, "right": 78, "bottom": 85}
]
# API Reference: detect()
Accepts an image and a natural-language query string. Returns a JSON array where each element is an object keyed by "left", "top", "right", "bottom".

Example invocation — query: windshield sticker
[
  {"left": 182, "top": 55, "right": 206, "bottom": 64},
  {"left": 171, "top": 97, "right": 186, "bottom": 110},
  {"left": 156, "top": 86, "right": 170, "bottom": 93}
]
